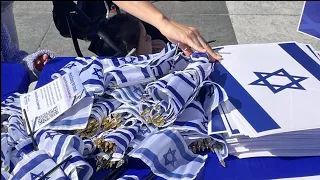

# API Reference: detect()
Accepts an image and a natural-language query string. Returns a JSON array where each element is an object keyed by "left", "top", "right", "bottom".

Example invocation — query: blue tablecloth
[
  {"left": 36, "top": 57, "right": 320, "bottom": 180},
  {"left": 1, "top": 63, "right": 30, "bottom": 102}
]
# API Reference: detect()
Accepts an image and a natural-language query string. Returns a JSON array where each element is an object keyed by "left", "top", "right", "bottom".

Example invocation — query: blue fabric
[
  {"left": 298, "top": 1, "right": 320, "bottom": 40},
  {"left": 1, "top": 63, "right": 30, "bottom": 101},
  {"left": 36, "top": 57, "right": 320, "bottom": 180}
]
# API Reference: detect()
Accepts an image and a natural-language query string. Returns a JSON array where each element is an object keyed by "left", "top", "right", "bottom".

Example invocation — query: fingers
[
  {"left": 42, "top": 54, "right": 49, "bottom": 61},
  {"left": 177, "top": 42, "right": 193, "bottom": 56},
  {"left": 196, "top": 35, "right": 223, "bottom": 62},
  {"left": 183, "top": 27, "right": 206, "bottom": 53}
]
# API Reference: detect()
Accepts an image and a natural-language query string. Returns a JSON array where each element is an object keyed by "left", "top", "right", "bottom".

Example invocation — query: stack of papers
[{"left": 208, "top": 42, "right": 320, "bottom": 158}]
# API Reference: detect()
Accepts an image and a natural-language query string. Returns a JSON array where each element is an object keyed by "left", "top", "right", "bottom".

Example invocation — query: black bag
[{"left": 52, "top": 1, "right": 124, "bottom": 57}]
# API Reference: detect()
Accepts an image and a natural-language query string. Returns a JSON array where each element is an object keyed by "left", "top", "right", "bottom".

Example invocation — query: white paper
[{"left": 20, "top": 69, "right": 86, "bottom": 134}]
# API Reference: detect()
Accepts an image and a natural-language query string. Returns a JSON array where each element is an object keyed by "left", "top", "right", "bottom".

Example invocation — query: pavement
[{"left": 13, "top": 1, "right": 319, "bottom": 57}]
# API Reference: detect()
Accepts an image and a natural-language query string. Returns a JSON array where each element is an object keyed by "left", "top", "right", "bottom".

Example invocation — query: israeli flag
[
  {"left": 91, "top": 97, "right": 122, "bottom": 124},
  {"left": 79, "top": 60, "right": 105, "bottom": 96},
  {"left": 129, "top": 129, "right": 207, "bottom": 180},
  {"left": 129, "top": 123, "right": 158, "bottom": 149},
  {"left": 51, "top": 57, "right": 93, "bottom": 79},
  {"left": 97, "top": 119, "right": 142, "bottom": 159},
  {"left": 1, "top": 93, "right": 22, "bottom": 116},
  {"left": 173, "top": 101, "right": 208, "bottom": 135},
  {"left": 9, "top": 150, "right": 69, "bottom": 180},
  {"left": 35, "top": 129, "right": 93, "bottom": 180},
  {"left": 145, "top": 53, "right": 214, "bottom": 125},
  {"left": 105, "top": 64, "right": 156, "bottom": 89},
  {"left": 214, "top": 42, "right": 320, "bottom": 137},
  {"left": 82, "top": 138, "right": 96, "bottom": 157},
  {"left": 7, "top": 115, "right": 28, "bottom": 144},
  {"left": 108, "top": 85, "right": 145, "bottom": 106},
  {"left": 1, "top": 133, "right": 12, "bottom": 175}
]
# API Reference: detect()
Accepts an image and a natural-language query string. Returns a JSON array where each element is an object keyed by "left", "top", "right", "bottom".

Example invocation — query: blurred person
[{"left": 1, "top": 22, "right": 55, "bottom": 82}]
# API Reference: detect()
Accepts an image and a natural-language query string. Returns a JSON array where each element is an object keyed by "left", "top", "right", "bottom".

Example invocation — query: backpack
[{"left": 52, "top": 1, "right": 124, "bottom": 57}]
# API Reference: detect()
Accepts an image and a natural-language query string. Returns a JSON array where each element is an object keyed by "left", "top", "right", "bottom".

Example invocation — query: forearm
[{"left": 112, "top": 1, "right": 168, "bottom": 29}]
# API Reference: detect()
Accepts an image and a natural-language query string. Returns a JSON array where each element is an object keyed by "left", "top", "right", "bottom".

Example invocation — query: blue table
[
  {"left": 1, "top": 63, "right": 30, "bottom": 102},
  {"left": 36, "top": 57, "right": 320, "bottom": 180}
]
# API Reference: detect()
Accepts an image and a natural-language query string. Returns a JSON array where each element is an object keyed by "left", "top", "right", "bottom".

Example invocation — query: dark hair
[{"left": 90, "top": 14, "right": 141, "bottom": 56}]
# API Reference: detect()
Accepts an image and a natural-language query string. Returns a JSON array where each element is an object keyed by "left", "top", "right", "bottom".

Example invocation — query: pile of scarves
[{"left": 1, "top": 44, "right": 229, "bottom": 180}]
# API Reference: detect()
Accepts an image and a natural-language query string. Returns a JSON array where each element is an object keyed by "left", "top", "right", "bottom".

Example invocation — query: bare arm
[
  {"left": 112, "top": 1, "right": 166, "bottom": 29},
  {"left": 113, "top": 1, "right": 222, "bottom": 62}
]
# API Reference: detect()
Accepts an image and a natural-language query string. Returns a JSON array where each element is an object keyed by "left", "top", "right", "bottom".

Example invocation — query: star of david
[
  {"left": 249, "top": 68, "right": 308, "bottom": 94},
  {"left": 141, "top": 125, "right": 151, "bottom": 135},
  {"left": 45, "top": 131, "right": 59, "bottom": 140},
  {"left": 163, "top": 148, "right": 177, "bottom": 168},
  {"left": 120, "top": 57, "right": 135, "bottom": 64},
  {"left": 66, "top": 63, "right": 76, "bottom": 69},
  {"left": 92, "top": 68, "right": 103, "bottom": 79},
  {"left": 201, "top": 118, "right": 208, "bottom": 129},
  {"left": 31, "top": 171, "right": 50, "bottom": 180}
]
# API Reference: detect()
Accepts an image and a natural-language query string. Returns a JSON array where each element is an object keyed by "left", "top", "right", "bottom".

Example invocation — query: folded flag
[
  {"left": 145, "top": 52, "right": 214, "bottom": 126},
  {"left": 79, "top": 60, "right": 105, "bottom": 96},
  {"left": 209, "top": 42, "right": 320, "bottom": 159},
  {"left": 7, "top": 114, "right": 28, "bottom": 144},
  {"left": 9, "top": 150, "right": 69, "bottom": 180},
  {"left": 1, "top": 93, "right": 22, "bottom": 117},
  {"left": 51, "top": 57, "right": 93, "bottom": 79},
  {"left": 129, "top": 129, "right": 207, "bottom": 180},
  {"left": 35, "top": 129, "right": 93, "bottom": 180}
]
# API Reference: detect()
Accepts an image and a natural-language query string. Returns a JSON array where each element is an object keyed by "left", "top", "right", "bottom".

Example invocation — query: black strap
[{"left": 66, "top": 14, "right": 83, "bottom": 57}]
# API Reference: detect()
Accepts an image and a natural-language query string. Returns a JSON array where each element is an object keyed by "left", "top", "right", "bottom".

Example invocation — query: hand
[
  {"left": 158, "top": 18, "right": 222, "bottom": 62},
  {"left": 36, "top": 54, "right": 51, "bottom": 65},
  {"left": 152, "top": 39, "right": 166, "bottom": 53}
]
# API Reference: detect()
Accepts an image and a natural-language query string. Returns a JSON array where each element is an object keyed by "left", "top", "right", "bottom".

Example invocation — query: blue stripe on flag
[
  {"left": 116, "top": 131, "right": 131, "bottom": 142},
  {"left": 197, "top": 65, "right": 206, "bottom": 81},
  {"left": 80, "top": 60, "right": 102, "bottom": 74},
  {"left": 176, "top": 74, "right": 196, "bottom": 89},
  {"left": 50, "top": 117, "right": 89, "bottom": 127},
  {"left": 167, "top": 86, "right": 185, "bottom": 106},
  {"left": 53, "top": 135, "right": 68, "bottom": 162},
  {"left": 12, "top": 154, "right": 48, "bottom": 180},
  {"left": 82, "top": 79, "right": 104, "bottom": 87},
  {"left": 306, "top": 45, "right": 320, "bottom": 61},
  {"left": 74, "top": 59, "right": 88, "bottom": 65},
  {"left": 279, "top": 43, "right": 320, "bottom": 80},
  {"left": 214, "top": 64, "right": 280, "bottom": 132},
  {"left": 106, "top": 135, "right": 127, "bottom": 148},
  {"left": 109, "top": 70, "right": 128, "bottom": 83},
  {"left": 157, "top": 66, "right": 163, "bottom": 76},
  {"left": 141, "top": 68, "right": 151, "bottom": 78},
  {"left": 210, "top": 108, "right": 227, "bottom": 132},
  {"left": 73, "top": 137, "right": 80, "bottom": 151}
]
